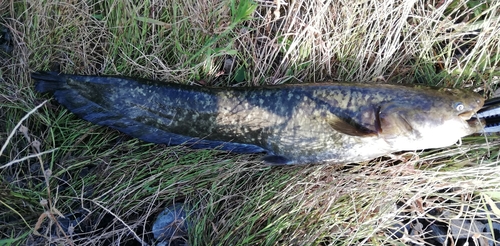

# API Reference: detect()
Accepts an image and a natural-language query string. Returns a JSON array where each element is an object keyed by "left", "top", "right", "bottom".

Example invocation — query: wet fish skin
[
  {"left": 33, "top": 72, "right": 268, "bottom": 154},
  {"left": 32, "top": 72, "right": 485, "bottom": 165}
]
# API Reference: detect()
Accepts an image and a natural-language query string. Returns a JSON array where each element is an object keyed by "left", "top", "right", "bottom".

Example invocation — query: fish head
[{"left": 379, "top": 88, "right": 485, "bottom": 149}]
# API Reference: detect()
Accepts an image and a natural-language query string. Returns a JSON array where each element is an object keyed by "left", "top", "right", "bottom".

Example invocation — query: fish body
[{"left": 32, "top": 72, "right": 485, "bottom": 165}]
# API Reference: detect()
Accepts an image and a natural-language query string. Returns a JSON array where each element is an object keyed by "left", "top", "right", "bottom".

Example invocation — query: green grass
[{"left": 1, "top": 0, "right": 500, "bottom": 245}]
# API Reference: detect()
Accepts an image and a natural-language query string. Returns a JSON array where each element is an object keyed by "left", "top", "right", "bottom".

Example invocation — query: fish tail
[
  {"left": 32, "top": 72, "right": 98, "bottom": 121},
  {"left": 31, "top": 72, "right": 69, "bottom": 93}
]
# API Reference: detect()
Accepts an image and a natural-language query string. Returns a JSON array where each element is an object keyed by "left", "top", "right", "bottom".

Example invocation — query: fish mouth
[
  {"left": 458, "top": 97, "right": 500, "bottom": 132},
  {"left": 466, "top": 117, "right": 482, "bottom": 125},
  {"left": 459, "top": 111, "right": 475, "bottom": 120},
  {"left": 463, "top": 110, "right": 485, "bottom": 128}
]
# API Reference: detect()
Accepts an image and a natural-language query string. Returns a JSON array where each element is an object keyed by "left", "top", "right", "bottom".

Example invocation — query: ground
[{"left": 1, "top": 0, "right": 500, "bottom": 245}]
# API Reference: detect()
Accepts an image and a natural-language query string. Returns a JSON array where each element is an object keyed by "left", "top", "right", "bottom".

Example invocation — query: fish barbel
[{"left": 32, "top": 72, "right": 485, "bottom": 165}]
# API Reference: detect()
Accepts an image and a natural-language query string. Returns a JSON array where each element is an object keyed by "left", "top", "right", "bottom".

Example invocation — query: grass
[{"left": 1, "top": 0, "right": 500, "bottom": 245}]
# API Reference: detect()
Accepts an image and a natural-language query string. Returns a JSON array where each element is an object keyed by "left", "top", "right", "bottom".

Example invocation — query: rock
[{"left": 152, "top": 203, "right": 192, "bottom": 246}]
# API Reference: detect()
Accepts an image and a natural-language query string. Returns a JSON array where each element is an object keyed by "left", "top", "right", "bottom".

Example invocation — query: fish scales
[{"left": 32, "top": 72, "right": 485, "bottom": 165}]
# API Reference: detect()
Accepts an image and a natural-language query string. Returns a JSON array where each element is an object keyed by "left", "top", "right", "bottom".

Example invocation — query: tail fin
[
  {"left": 30, "top": 72, "right": 269, "bottom": 154},
  {"left": 31, "top": 72, "right": 69, "bottom": 93}
]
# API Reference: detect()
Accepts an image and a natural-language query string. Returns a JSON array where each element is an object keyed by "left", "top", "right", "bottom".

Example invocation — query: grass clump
[{"left": 1, "top": 0, "right": 500, "bottom": 245}]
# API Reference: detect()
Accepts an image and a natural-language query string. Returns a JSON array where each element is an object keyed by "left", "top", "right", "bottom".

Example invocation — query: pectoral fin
[
  {"left": 326, "top": 115, "right": 378, "bottom": 137},
  {"left": 377, "top": 104, "right": 415, "bottom": 138},
  {"left": 379, "top": 114, "right": 414, "bottom": 133}
]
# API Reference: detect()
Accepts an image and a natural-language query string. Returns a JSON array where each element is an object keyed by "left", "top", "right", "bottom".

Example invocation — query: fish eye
[{"left": 454, "top": 102, "right": 464, "bottom": 111}]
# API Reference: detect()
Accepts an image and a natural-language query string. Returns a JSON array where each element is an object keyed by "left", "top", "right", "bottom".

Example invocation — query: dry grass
[{"left": 1, "top": 0, "right": 500, "bottom": 245}]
